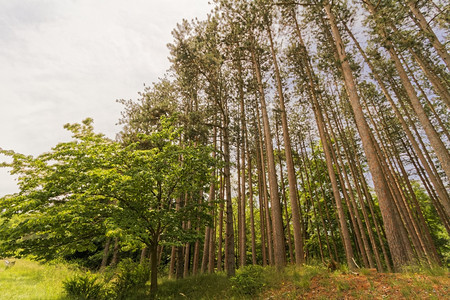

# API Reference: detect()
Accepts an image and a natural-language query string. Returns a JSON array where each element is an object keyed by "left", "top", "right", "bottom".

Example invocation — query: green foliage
[
  {"left": 290, "top": 264, "right": 328, "bottom": 291},
  {"left": 230, "top": 265, "right": 269, "bottom": 295},
  {"left": 0, "top": 116, "right": 214, "bottom": 264},
  {"left": 63, "top": 273, "right": 106, "bottom": 300},
  {"left": 412, "top": 181, "right": 450, "bottom": 266},
  {"left": 113, "top": 259, "right": 151, "bottom": 299},
  {"left": 400, "top": 263, "right": 449, "bottom": 277}
]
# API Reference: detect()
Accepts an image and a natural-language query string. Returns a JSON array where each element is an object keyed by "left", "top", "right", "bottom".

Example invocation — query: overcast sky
[{"left": 0, "top": 0, "right": 212, "bottom": 196}]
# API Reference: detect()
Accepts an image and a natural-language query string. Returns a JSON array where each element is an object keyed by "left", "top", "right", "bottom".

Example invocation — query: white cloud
[{"left": 0, "top": 0, "right": 212, "bottom": 195}]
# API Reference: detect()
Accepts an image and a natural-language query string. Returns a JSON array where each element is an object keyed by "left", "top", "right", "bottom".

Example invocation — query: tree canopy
[{"left": 0, "top": 116, "right": 215, "bottom": 291}]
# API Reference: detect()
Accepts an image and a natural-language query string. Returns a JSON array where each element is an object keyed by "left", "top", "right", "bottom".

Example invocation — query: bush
[
  {"left": 230, "top": 265, "right": 268, "bottom": 295},
  {"left": 113, "top": 258, "right": 151, "bottom": 299},
  {"left": 63, "top": 272, "right": 106, "bottom": 300}
]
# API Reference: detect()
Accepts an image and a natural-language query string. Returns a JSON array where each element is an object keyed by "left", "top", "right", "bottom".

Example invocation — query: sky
[{"left": 0, "top": 0, "right": 212, "bottom": 196}]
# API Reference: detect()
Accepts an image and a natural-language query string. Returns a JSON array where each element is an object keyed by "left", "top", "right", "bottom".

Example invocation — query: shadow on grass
[{"left": 156, "top": 272, "right": 234, "bottom": 300}]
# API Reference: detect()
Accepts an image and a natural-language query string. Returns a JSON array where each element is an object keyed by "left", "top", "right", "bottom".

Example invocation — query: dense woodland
[{"left": 1, "top": 0, "right": 449, "bottom": 295}]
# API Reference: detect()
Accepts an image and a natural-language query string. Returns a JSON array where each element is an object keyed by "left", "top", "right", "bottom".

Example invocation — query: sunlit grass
[{"left": 0, "top": 258, "right": 79, "bottom": 300}]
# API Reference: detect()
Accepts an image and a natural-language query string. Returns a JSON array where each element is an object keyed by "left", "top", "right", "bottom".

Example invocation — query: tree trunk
[
  {"left": 99, "top": 237, "right": 111, "bottom": 271},
  {"left": 110, "top": 237, "right": 120, "bottom": 266},
  {"left": 290, "top": 9, "right": 356, "bottom": 268},
  {"left": 255, "top": 118, "right": 268, "bottom": 266},
  {"left": 246, "top": 130, "right": 257, "bottom": 265},
  {"left": 250, "top": 33, "right": 286, "bottom": 268},
  {"left": 275, "top": 117, "right": 294, "bottom": 263},
  {"left": 343, "top": 22, "right": 450, "bottom": 219},
  {"left": 267, "top": 21, "right": 304, "bottom": 266},
  {"left": 223, "top": 121, "right": 236, "bottom": 276},
  {"left": 149, "top": 242, "right": 158, "bottom": 297},
  {"left": 254, "top": 98, "right": 274, "bottom": 265},
  {"left": 202, "top": 132, "right": 216, "bottom": 273},
  {"left": 406, "top": 0, "right": 450, "bottom": 70},
  {"left": 217, "top": 167, "right": 224, "bottom": 272},
  {"left": 236, "top": 54, "right": 247, "bottom": 268},
  {"left": 140, "top": 247, "right": 148, "bottom": 265},
  {"left": 363, "top": 1, "right": 450, "bottom": 179},
  {"left": 324, "top": 2, "right": 411, "bottom": 269}
]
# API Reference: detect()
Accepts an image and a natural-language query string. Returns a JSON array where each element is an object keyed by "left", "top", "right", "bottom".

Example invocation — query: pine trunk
[{"left": 324, "top": 2, "right": 411, "bottom": 269}]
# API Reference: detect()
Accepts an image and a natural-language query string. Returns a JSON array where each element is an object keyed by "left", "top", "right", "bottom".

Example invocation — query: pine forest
[{"left": 1, "top": 0, "right": 449, "bottom": 298}]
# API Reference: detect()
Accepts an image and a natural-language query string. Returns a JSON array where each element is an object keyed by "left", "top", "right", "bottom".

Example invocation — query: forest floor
[
  {"left": 262, "top": 268, "right": 450, "bottom": 299},
  {"left": 0, "top": 258, "right": 448, "bottom": 299}
]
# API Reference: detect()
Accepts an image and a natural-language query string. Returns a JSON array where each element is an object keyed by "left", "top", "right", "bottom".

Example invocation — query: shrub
[
  {"left": 287, "top": 264, "right": 328, "bottom": 292},
  {"left": 230, "top": 265, "right": 268, "bottom": 295},
  {"left": 113, "top": 258, "right": 151, "bottom": 299},
  {"left": 63, "top": 272, "right": 106, "bottom": 300}
]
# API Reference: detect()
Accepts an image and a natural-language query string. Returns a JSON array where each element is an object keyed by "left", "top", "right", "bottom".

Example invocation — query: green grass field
[{"left": 0, "top": 258, "right": 79, "bottom": 300}]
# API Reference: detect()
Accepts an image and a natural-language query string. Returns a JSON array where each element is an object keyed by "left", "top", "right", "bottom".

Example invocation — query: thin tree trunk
[
  {"left": 208, "top": 213, "right": 216, "bottom": 273},
  {"left": 363, "top": 1, "right": 450, "bottom": 179},
  {"left": 100, "top": 237, "right": 111, "bottom": 271},
  {"left": 217, "top": 169, "right": 224, "bottom": 272},
  {"left": 291, "top": 9, "right": 356, "bottom": 269},
  {"left": 267, "top": 21, "right": 304, "bottom": 266},
  {"left": 140, "top": 247, "right": 148, "bottom": 265},
  {"left": 246, "top": 131, "right": 257, "bottom": 265},
  {"left": 255, "top": 121, "right": 268, "bottom": 266},
  {"left": 406, "top": 0, "right": 450, "bottom": 70},
  {"left": 236, "top": 54, "right": 247, "bottom": 268},
  {"left": 343, "top": 23, "right": 450, "bottom": 219},
  {"left": 275, "top": 117, "right": 294, "bottom": 264},
  {"left": 331, "top": 108, "right": 383, "bottom": 271},
  {"left": 223, "top": 119, "right": 236, "bottom": 276},
  {"left": 169, "top": 246, "right": 177, "bottom": 279},
  {"left": 192, "top": 238, "right": 200, "bottom": 275},
  {"left": 255, "top": 100, "right": 274, "bottom": 265},
  {"left": 202, "top": 130, "right": 217, "bottom": 273},
  {"left": 250, "top": 33, "right": 286, "bottom": 268},
  {"left": 110, "top": 237, "right": 120, "bottom": 266}
]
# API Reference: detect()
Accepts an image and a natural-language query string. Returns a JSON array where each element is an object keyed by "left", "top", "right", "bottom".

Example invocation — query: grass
[
  {"left": 1, "top": 258, "right": 448, "bottom": 300},
  {"left": 156, "top": 272, "right": 233, "bottom": 299},
  {"left": 0, "top": 258, "right": 79, "bottom": 300}
]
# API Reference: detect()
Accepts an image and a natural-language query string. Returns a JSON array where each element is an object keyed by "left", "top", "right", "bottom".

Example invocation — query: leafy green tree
[{"left": 0, "top": 116, "right": 214, "bottom": 294}]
